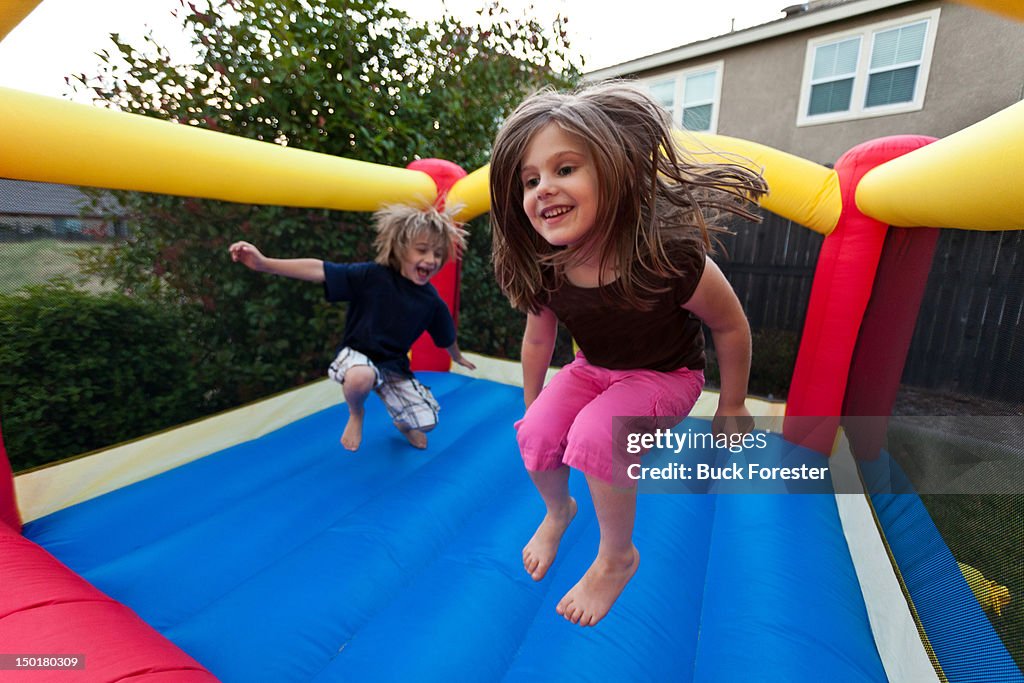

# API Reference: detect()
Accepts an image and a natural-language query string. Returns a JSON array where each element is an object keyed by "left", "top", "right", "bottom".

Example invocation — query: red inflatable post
[
  {"left": 0, "top": 420, "right": 20, "bottom": 532},
  {"left": 842, "top": 225, "right": 939, "bottom": 461},
  {"left": 405, "top": 159, "right": 468, "bottom": 372},
  {"left": 784, "top": 136, "right": 937, "bottom": 454}
]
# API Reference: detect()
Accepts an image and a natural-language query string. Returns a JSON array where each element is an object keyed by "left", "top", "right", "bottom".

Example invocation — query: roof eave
[{"left": 585, "top": 0, "right": 920, "bottom": 80}]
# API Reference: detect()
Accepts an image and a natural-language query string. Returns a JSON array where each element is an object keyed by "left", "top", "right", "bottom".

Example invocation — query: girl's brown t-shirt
[{"left": 545, "top": 244, "right": 707, "bottom": 372}]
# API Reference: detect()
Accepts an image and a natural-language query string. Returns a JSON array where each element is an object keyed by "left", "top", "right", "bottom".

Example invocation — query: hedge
[{"left": 0, "top": 280, "right": 206, "bottom": 472}]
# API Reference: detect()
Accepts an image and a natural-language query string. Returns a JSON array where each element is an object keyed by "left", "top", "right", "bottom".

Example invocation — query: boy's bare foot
[
  {"left": 340, "top": 415, "right": 363, "bottom": 451},
  {"left": 556, "top": 546, "right": 639, "bottom": 627},
  {"left": 397, "top": 424, "right": 428, "bottom": 449},
  {"left": 523, "top": 497, "right": 577, "bottom": 581}
]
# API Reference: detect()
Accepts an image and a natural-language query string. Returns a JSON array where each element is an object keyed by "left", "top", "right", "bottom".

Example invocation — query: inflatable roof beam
[
  {"left": 0, "top": 87, "right": 437, "bottom": 212},
  {"left": 683, "top": 131, "right": 843, "bottom": 235},
  {"left": 448, "top": 134, "right": 844, "bottom": 233},
  {"left": 447, "top": 165, "right": 490, "bottom": 223},
  {"left": 957, "top": 0, "right": 1024, "bottom": 22},
  {"left": 857, "top": 101, "right": 1024, "bottom": 231},
  {"left": 0, "top": 0, "right": 40, "bottom": 43}
]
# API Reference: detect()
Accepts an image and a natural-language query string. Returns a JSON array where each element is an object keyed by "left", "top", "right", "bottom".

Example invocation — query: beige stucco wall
[{"left": 638, "top": 1, "right": 1024, "bottom": 165}]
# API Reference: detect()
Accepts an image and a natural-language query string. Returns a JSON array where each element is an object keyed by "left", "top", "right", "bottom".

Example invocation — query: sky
[{"left": 0, "top": 0, "right": 786, "bottom": 102}]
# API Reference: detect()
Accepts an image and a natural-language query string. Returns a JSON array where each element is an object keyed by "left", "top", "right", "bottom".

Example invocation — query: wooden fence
[{"left": 718, "top": 212, "right": 1024, "bottom": 403}]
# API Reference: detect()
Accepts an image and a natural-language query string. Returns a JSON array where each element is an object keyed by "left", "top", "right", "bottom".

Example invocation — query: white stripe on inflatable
[{"left": 832, "top": 436, "right": 941, "bottom": 683}]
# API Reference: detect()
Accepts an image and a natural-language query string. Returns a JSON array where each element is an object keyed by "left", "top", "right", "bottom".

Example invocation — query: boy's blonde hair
[
  {"left": 490, "top": 80, "right": 768, "bottom": 314},
  {"left": 373, "top": 203, "right": 468, "bottom": 271}
]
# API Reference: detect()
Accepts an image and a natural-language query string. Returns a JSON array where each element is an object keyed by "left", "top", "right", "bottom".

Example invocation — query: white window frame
[
  {"left": 643, "top": 61, "right": 724, "bottom": 133},
  {"left": 797, "top": 8, "right": 940, "bottom": 126}
]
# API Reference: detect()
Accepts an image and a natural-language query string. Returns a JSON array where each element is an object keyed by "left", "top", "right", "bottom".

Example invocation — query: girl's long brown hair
[{"left": 490, "top": 80, "right": 768, "bottom": 314}]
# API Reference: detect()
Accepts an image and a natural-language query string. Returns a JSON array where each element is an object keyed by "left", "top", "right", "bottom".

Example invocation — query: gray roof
[{"left": 0, "top": 178, "right": 127, "bottom": 218}]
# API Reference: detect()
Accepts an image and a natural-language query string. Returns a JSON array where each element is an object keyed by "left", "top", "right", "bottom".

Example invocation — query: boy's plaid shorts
[{"left": 328, "top": 347, "right": 440, "bottom": 431}]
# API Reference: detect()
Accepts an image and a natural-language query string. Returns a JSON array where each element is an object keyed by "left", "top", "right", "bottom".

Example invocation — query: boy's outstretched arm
[
  {"left": 447, "top": 343, "right": 476, "bottom": 370},
  {"left": 228, "top": 241, "right": 325, "bottom": 282},
  {"left": 683, "top": 256, "right": 754, "bottom": 436}
]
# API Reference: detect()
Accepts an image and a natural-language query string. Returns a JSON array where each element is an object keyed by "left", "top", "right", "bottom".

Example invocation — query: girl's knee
[{"left": 516, "top": 411, "right": 554, "bottom": 449}]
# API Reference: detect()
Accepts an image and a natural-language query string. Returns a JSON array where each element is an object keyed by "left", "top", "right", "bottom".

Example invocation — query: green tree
[{"left": 73, "top": 0, "right": 581, "bottom": 411}]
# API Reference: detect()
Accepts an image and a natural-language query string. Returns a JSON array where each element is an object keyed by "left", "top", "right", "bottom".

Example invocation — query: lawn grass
[
  {"left": 0, "top": 239, "right": 110, "bottom": 294},
  {"left": 921, "top": 494, "right": 1024, "bottom": 671}
]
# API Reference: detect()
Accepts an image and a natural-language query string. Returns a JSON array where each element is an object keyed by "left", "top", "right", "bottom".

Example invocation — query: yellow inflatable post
[
  {"left": 856, "top": 101, "right": 1024, "bottom": 231},
  {"left": 684, "top": 132, "right": 842, "bottom": 235},
  {"left": 0, "top": 88, "right": 438, "bottom": 211}
]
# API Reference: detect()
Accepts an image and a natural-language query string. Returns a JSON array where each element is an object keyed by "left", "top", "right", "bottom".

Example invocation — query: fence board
[{"left": 720, "top": 212, "right": 1022, "bottom": 404}]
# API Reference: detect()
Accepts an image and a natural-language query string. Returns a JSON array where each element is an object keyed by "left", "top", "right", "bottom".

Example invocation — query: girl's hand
[
  {"left": 712, "top": 403, "right": 754, "bottom": 439},
  {"left": 229, "top": 241, "right": 266, "bottom": 271}
]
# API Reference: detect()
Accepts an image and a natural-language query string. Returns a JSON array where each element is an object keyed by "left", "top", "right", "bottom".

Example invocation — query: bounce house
[{"left": 2, "top": 1, "right": 1024, "bottom": 681}]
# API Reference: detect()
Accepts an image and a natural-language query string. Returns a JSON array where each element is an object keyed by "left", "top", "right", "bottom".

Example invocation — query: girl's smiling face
[
  {"left": 520, "top": 123, "right": 599, "bottom": 249},
  {"left": 399, "top": 235, "right": 445, "bottom": 285}
]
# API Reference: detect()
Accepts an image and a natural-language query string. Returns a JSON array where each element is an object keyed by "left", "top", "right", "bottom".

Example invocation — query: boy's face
[
  {"left": 519, "top": 122, "right": 598, "bottom": 248},
  {"left": 399, "top": 236, "right": 445, "bottom": 285}
]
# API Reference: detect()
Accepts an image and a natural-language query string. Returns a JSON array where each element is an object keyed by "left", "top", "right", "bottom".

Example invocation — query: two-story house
[
  {"left": 589, "top": 0, "right": 1024, "bottom": 402},
  {"left": 587, "top": 0, "right": 1024, "bottom": 165}
]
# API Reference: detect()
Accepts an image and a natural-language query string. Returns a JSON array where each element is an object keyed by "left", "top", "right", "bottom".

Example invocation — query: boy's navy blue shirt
[{"left": 323, "top": 261, "right": 455, "bottom": 377}]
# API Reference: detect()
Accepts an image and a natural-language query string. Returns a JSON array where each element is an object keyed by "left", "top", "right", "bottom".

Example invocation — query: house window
[
  {"left": 645, "top": 62, "right": 723, "bottom": 133},
  {"left": 798, "top": 9, "right": 939, "bottom": 125}
]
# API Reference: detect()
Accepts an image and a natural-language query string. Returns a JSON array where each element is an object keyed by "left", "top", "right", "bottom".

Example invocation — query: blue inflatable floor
[{"left": 24, "top": 373, "right": 889, "bottom": 682}]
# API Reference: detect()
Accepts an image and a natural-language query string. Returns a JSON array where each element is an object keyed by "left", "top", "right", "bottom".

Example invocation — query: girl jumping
[{"left": 490, "top": 81, "right": 767, "bottom": 626}]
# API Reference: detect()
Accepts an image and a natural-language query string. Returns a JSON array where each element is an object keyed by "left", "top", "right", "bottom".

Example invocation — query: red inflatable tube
[
  {"left": 406, "top": 158, "right": 468, "bottom": 373},
  {"left": 784, "top": 136, "right": 936, "bottom": 453},
  {"left": 0, "top": 523, "right": 218, "bottom": 682},
  {"left": 0, "top": 422, "right": 20, "bottom": 533}
]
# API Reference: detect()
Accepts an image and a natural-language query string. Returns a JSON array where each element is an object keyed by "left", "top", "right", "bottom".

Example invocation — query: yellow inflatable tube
[
  {"left": 856, "top": 101, "right": 1024, "bottom": 231},
  {"left": 447, "top": 133, "right": 843, "bottom": 233},
  {"left": 447, "top": 165, "right": 490, "bottom": 223},
  {"left": 0, "top": 88, "right": 438, "bottom": 211},
  {"left": 957, "top": 0, "right": 1024, "bottom": 22},
  {"left": 0, "top": 0, "right": 40, "bottom": 43},
  {"left": 683, "top": 132, "right": 841, "bottom": 235}
]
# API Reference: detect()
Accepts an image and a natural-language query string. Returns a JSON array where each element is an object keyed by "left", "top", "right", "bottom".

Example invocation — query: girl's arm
[
  {"left": 683, "top": 256, "right": 754, "bottom": 434},
  {"left": 521, "top": 306, "right": 558, "bottom": 409},
  {"left": 229, "top": 241, "right": 325, "bottom": 282}
]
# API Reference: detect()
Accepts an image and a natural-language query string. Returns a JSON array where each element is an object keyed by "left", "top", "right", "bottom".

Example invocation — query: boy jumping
[{"left": 229, "top": 204, "right": 475, "bottom": 451}]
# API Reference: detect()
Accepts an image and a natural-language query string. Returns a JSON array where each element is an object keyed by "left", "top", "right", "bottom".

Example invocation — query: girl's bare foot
[
  {"left": 397, "top": 424, "right": 428, "bottom": 449},
  {"left": 556, "top": 546, "right": 639, "bottom": 626},
  {"left": 340, "top": 414, "right": 363, "bottom": 451},
  {"left": 523, "top": 497, "right": 577, "bottom": 581}
]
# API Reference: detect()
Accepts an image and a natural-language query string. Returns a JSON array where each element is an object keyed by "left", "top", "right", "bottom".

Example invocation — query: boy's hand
[
  {"left": 447, "top": 344, "right": 476, "bottom": 371},
  {"left": 229, "top": 241, "right": 266, "bottom": 272}
]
